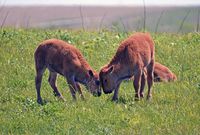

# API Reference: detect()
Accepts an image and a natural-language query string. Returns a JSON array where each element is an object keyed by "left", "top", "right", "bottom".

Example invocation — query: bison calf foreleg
[
  {"left": 35, "top": 74, "right": 43, "bottom": 104},
  {"left": 112, "top": 84, "right": 120, "bottom": 101},
  {"left": 75, "top": 83, "right": 85, "bottom": 100},
  {"left": 35, "top": 67, "right": 46, "bottom": 104},
  {"left": 48, "top": 71, "right": 65, "bottom": 101},
  {"left": 66, "top": 77, "right": 79, "bottom": 100}
]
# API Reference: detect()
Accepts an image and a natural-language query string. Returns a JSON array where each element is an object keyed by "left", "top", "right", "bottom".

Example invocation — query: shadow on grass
[
  {"left": 106, "top": 96, "right": 137, "bottom": 105},
  {"left": 38, "top": 99, "right": 52, "bottom": 106}
]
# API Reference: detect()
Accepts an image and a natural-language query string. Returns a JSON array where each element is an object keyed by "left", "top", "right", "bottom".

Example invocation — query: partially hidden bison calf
[
  {"left": 130, "top": 62, "right": 177, "bottom": 86},
  {"left": 99, "top": 33, "right": 155, "bottom": 101},
  {"left": 153, "top": 62, "right": 177, "bottom": 82},
  {"left": 34, "top": 39, "right": 101, "bottom": 104}
]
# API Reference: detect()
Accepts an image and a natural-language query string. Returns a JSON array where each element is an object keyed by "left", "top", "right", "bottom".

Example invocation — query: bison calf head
[
  {"left": 99, "top": 66, "right": 117, "bottom": 94},
  {"left": 87, "top": 70, "right": 101, "bottom": 97}
]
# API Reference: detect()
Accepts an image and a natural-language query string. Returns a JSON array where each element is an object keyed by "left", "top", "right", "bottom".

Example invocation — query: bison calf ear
[
  {"left": 107, "top": 66, "right": 114, "bottom": 74},
  {"left": 88, "top": 70, "right": 94, "bottom": 77}
]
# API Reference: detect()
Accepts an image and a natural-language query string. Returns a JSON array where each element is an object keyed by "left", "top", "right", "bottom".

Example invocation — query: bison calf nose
[{"left": 103, "top": 90, "right": 113, "bottom": 94}]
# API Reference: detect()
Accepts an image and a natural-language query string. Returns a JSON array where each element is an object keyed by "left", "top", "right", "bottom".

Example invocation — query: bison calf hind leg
[
  {"left": 140, "top": 72, "right": 146, "bottom": 98},
  {"left": 48, "top": 71, "right": 65, "bottom": 101},
  {"left": 133, "top": 69, "right": 142, "bottom": 101},
  {"left": 146, "top": 61, "right": 154, "bottom": 100}
]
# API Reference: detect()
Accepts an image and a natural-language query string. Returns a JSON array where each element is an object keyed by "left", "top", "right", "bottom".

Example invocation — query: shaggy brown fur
[
  {"left": 34, "top": 39, "right": 101, "bottom": 104},
  {"left": 99, "top": 33, "right": 155, "bottom": 101}
]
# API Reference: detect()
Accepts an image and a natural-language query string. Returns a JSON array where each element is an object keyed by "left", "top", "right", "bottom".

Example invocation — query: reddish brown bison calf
[
  {"left": 34, "top": 39, "right": 101, "bottom": 104},
  {"left": 99, "top": 33, "right": 155, "bottom": 101},
  {"left": 153, "top": 62, "right": 177, "bottom": 82}
]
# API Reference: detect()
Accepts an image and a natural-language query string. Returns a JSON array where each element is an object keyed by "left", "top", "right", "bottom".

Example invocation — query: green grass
[{"left": 0, "top": 28, "right": 200, "bottom": 134}]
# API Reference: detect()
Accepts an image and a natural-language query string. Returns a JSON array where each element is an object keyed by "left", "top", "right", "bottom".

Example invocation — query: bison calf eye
[{"left": 95, "top": 80, "right": 100, "bottom": 86}]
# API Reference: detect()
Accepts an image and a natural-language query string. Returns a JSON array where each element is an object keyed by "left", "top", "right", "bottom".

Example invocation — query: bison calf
[
  {"left": 34, "top": 39, "right": 101, "bottom": 104},
  {"left": 100, "top": 33, "right": 155, "bottom": 101},
  {"left": 153, "top": 62, "right": 177, "bottom": 82}
]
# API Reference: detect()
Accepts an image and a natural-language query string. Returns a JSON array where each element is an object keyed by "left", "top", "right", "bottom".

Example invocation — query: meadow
[{"left": 0, "top": 28, "right": 200, "bottom": 134}]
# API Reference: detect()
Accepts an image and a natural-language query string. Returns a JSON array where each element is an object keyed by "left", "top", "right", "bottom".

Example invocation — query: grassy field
[{"left": 0, "top": 28, "right": 200, "bottom": 134}]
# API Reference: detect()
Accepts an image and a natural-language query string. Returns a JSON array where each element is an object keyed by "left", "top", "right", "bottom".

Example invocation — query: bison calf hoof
[
  {"left": 58, "top": 96, "right": 66, "bottom": 102},
  {"left": 140, "top": 93, "right": 144, "bottom": 98},
  {"left": 135, "top": 97, "right": 140, "bottom": 101},
  {"left": 37, "top": 98, "right": 43, "bottom": 105},
  {"left": 147, "top": 96, "right": 152, "bottom": 101},
  {"left": 112, "top": 97, "right": 118, "bottom": 102},
  {"left": 80, "top": 95, "right": 85, "bottom": 101},
  {"left": 135, "top": 94, "right": 140, "bottom": 101}
]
